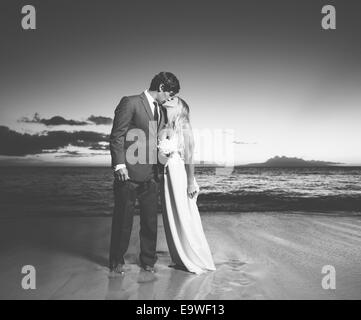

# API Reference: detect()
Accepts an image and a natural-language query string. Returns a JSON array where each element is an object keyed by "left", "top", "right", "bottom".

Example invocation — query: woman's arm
[{"left": 183, "top": 122, "right": 198, "bottom": 198}]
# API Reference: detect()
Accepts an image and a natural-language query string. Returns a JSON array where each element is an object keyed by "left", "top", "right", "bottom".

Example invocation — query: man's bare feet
[
  {"left": 141, "top": 265, "right": 157, "bottom": 273},
  {"left": 109, "top": 264, "right": 126, "bottom": 276}
]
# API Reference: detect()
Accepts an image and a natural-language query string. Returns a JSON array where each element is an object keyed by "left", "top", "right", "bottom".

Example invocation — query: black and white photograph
[{"left": 0, "top": 0, "right": 361, "bottom": 302}]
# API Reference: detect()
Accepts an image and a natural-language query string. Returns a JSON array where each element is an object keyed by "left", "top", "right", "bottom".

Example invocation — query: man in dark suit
[{"left": 109, "top": 72, "right": 180, "bottom": 274}]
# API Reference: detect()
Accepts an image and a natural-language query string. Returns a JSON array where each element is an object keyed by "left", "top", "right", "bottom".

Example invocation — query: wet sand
[{"left": 0, "top": 212, "right": 361, "bottom": 299}]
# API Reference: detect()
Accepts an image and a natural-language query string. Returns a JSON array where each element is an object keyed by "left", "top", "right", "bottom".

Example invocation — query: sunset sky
[{"left": 1, "top": 0, "right": 360, "bottom": 166}]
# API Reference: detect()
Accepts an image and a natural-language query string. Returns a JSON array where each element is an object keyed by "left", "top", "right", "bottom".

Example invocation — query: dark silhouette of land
[{"left": 241, "top": 156, "right": 341, "bottom": 167}]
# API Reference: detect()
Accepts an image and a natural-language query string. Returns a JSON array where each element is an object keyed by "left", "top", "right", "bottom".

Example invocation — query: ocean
[{"left": 0, "top": 166, "right": 360, "bottom": 217}]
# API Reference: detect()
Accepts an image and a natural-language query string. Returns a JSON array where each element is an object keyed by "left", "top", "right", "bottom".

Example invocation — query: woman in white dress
[{"left": 158, "top": 97, "right": 216, "bottom": 274}]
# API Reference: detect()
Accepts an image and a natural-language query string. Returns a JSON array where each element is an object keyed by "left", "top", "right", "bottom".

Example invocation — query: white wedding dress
[{"left": 160, "top": 132, "right": 216, "bottom": 274}]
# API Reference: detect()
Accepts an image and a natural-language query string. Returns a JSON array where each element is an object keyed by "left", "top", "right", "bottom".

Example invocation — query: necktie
[
  {"left": 153, "top": 101, "right": 160, "bottom": 179},
  {"left": 153, "top": 102, "right": 159, "bottom": 123}
]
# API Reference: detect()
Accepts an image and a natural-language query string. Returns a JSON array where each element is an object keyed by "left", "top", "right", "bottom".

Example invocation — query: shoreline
[
  {"left": 1, "top": 212, "right": 361, "bottom": 299},
  {"left": 0, "top": 210, "right": 361, "bottom": 219}
]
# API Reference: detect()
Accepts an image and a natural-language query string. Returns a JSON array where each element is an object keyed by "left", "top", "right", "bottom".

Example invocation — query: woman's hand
[{"left": 187, "top": 182, "right": 199, "bottom": 199}]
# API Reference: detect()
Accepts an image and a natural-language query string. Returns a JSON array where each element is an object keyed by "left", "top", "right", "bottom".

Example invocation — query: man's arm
[{"left": 110, "top": 96, "right": 133, "bottom": 178}]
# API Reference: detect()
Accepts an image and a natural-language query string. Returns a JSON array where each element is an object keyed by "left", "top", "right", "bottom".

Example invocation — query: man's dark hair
[{"left": 149, "top": 72, "right": 180, "bottom": 94}]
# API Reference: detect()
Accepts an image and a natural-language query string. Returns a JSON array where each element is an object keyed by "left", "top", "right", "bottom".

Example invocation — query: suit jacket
[{"left": 110, "top": 92, "right": 167, "bottom": 182}]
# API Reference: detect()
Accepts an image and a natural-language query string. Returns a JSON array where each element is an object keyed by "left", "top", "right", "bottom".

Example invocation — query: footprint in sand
[
  {"left": 208, "top": 258, "right": 259, "bottom": 298},
  {"left": 215, "top": 258, "right": 246, "bottom": 271},
  {"left": 229, "top": 278, "right": 252, "bottom": 286},
  {"left": 224, "top": 258, "right": 246, "bottom": 270}
]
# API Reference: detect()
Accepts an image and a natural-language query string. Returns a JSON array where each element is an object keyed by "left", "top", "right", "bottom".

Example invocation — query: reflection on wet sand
[
  {"left": 105, "top": 254, "right": 251, "bottom": 300},
  {"left": 1, "top": 213, "right": 361, "bottom": 299}
]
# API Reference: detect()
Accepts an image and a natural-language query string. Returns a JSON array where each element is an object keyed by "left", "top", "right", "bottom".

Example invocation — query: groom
[{"left": 109, "top": 72, "right": 180, "bottom": 274}]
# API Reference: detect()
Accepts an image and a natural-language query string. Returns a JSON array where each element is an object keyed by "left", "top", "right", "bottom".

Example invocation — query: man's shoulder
[
  {"left": 119, "top": 93, "right": 141, "bottom": 101},
  {"left": 127, "top": 93, "right": 143, "bottom": 101},
  {"left": 116, "top": 94, "right": 143, "bottom": 109}
]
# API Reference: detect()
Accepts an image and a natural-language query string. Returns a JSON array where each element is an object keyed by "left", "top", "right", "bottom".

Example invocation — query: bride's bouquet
[{"left": 158, "top": 137, "right": 178, "bottom": 157}]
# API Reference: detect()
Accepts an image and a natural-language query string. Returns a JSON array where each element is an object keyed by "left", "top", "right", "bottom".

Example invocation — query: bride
[{"left": 158, "top": 97, "right": 216, "bottom": 274}]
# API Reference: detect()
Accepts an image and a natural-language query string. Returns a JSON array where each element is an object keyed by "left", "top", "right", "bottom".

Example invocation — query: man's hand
[{"left": 114, "top": 167, "right": 130, "bottom": 182}]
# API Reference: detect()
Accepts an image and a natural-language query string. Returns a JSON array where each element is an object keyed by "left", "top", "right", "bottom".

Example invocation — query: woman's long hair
[
  {"left": 166, "top": 98, "right": 193, "bottom": 162},
  {"left": 169, "top": 97, "right": 189, "bottom": 128}
]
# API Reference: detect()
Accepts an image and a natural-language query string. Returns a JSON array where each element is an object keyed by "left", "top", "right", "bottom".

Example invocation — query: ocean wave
[{"left": 0, "top": 166, "right": 360, "bottom": 217}]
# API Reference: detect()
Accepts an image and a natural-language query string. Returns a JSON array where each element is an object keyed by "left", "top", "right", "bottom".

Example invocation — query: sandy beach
[{"left": 0, "top": 212, "right": 361, "bottom": 300}]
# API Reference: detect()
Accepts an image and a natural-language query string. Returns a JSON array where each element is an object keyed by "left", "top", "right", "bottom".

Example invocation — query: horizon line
[{"left": 1, "top": 164, "right": 361, "bottom": 168}]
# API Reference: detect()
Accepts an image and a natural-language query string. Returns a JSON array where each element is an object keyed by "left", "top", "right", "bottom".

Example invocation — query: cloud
[
  {"left": 89, "top": 144, "right": 110, "bottom": 151},
  {"left": 55, "top": 150, "right": 108, "bottom": 158},
  {"left": 220, "top": 131, "right": 257, "bottom": 145},
  {"left": 0, "top": 126, "right": 109, "bottom": 156},
  {"left": 87, "top": 115, "right": 113, "bottom": 125},
  {"left": 19, "top": 113, "right": 88, "bottom": 126},
  {"left": 18, "top": 113, "right": 113, "bottom": 126},
  {"left": 55, "top": 150, "right": 83, "bottom": 158},
  {"left": 233, "top": 140, "right": 257, "bottom": 145}
]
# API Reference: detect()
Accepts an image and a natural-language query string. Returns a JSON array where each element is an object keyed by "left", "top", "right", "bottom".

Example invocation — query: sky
[{"left": 0, "top": 0, "right": 360, "bottom": 166}]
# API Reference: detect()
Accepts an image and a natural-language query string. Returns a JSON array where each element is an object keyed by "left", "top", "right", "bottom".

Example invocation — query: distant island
[
  {"left": 240, "top": 156, "right": 342, "bottom": 167},
  {"left": 194, "top": 156, "right": 343, "bottom": 168}
]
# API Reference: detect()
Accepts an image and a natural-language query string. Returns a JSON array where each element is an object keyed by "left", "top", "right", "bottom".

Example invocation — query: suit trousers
[{"left": 109, "top": 173, "right": 162, "bottom": 268}]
